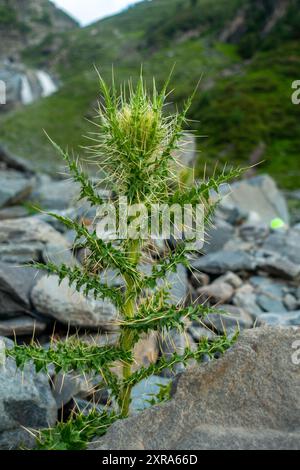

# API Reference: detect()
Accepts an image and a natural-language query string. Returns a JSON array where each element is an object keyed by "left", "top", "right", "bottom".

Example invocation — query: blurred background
[{"left": 0, "top": 0, "right": 299, "bottom": 188}]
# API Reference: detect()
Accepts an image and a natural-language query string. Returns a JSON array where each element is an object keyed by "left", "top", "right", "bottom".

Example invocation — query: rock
[
  {"left": 159, "top": 330, "right": 196, "bottom": 377},
  {"left": 262, "top": 228, "right": 300, "bottom": 264},
  {"left": 0, "top": 206, "right": 29, "bottom": 220},
  {"left": 189, "top": 271, "right": 210, "bottom": 289},
  {"left": 0, "top": 145, "right": 34, "bottom": 174},
  {"left": 187, "top": 325, "right": 217, "bottom": 341},
  {"left": 191, "top": 250, "right": 256, "bottom": 274},
  {"left": 203, "top": 219, "right": 235, "bottom": 254},
  {"left": 31, "top": 275, "right": 118, "bottom": 330},
  {"left": 250, "top": 276, "right": 287, "bottom": 313},
  {"left": 203, "top": 305, "right": 254, "bottom": 333},
  {"left": 0, "top": 263, "right": 41, "bottom": 318},
  {"left": 239, "top": 222, "right": 269, "bottom": 243},
  {"left": 89, "top": 326, "right": 300, "bottom": 450},
  {"left": 111, "top": 332, "right": 159, "bottom": 378},
  {"left": 284, "top": 294, "right": 299, "bottom": 311},
  {"left": 52, "top": 372, "right": 95, "bottom": 409},
  {"left": 72, "top": 398, "right": 105, "bottom": 416},
  {"left": 224, "top": 174, "right": 289, "bottom": 225},
  {"left": 214, "top": 271, "right": 243, "bottom": 288},
  {"left": 233, "top": 284, "right": 263, "bottom": 316},
  {"left": 130, "top": 376, "right": 172, "bottom": 413},
  {"left": 29, "top": 175, "right": 80, "bottom": 210},
  {"left": 42, "top": 243, "right": 78, "bottom": 268},
  {"left": 0, "top": 293, "right": 29, "bottom": 320},
  {"left": 0, "top": 170, "right": 35, "bottom": 208},
  {"left": 0, "top": 316, "right": 47, "bottom": 337},
  {"left": 259, "top": 311, "right": 300, "bottom": 326},
  {"left": 0, "top": 337, "right": 57, "bottom": 450},
  {"left": 256, "top": 252, "right": 300, "bottom": 280},
  {"left": 216, "top": 201, "right": 247, "bottom": 226},
  {"left": 197, "top": 282, "right": 234, "bottom": 304},
  {"left": 0, "top": 217, "right": 71, "bottom": 264}
]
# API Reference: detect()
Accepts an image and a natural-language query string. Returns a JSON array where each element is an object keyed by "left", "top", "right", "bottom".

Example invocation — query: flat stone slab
[{"left": 89, "top": 326, "right": 300, "bottom": 450}]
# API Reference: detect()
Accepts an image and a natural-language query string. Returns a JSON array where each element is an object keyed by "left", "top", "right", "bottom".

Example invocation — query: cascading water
[
  {"left": 36, "top": 70, "right": 57, "bottom": 97},
  {"left": 20, "top": 75, "right": 34, "bottom": 104}
]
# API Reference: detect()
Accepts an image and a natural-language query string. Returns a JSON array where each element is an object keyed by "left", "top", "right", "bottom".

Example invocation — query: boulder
[
  {"left": 0, "top": 316, "right": 47, "bottom": 337},
  {"left": 259, "top": 311, "right": 300, "bottom": 326},
  {"left": 191, "top": 250, "right": 256, "bottom": 274},
  {"left": 0, "top": 145, "right": 34, "bottom": 174},
  {"left": 0, "top": 217, "right": 71, "bottom": 264},
  {"left": 255, "top": 252, "right": 300, "bottom": 281},
  {"left": 224, "top": 174, "right": 289, "bottom": 225},
  {"left": 0, "top": 170, "right": 35, "bottom": 208},
  {"left": 0, "top": 262, "right": 39, "bottom": 317},
  {"left": 204, "top": 305, "right": 254, "bottom": 333},
  {"left": 0, "top": 337, "right": 57, "bottom": 450},
  {"left": 262, "top": 228, "right": 300, "bottom": 264},
  {"left": 89, "top": 326, "right": 300, "bottom": 450},
  {"left": 197, "top": 282, "right": 234, "bottom": 304},
  {"left": 233, "top": 283, "right": 263, "bottom": 316},
  {"left": 29, "top": 174, "right": 80, "bottom": 210},
  {"left": 31, "top": 275, "right": 118, "bottom": 330},
  {"left": 203, "top": 219, "right": 235, "bottom": 254}
]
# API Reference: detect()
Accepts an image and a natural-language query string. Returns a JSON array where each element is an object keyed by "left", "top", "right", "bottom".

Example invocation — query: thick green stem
[{"left": 119, "top": 239, "right": 140, "bottom": 417}]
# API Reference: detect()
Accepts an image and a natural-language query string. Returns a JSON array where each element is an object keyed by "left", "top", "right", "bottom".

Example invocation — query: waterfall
[
  {"left": 36, "top": 70, "right": 57, "bottom": 97},
  {"left": 20, "top": 75, "right": 34, "bottom": 105}
]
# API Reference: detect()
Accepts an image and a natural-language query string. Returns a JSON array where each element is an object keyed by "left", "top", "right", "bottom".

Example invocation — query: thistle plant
[{"left": 6, "top": 72, "right": 243, "bottom": 449}]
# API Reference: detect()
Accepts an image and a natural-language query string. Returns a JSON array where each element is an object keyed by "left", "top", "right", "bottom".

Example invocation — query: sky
[{"left": 50, "top": 0, "right": 144, "bottom": 26}]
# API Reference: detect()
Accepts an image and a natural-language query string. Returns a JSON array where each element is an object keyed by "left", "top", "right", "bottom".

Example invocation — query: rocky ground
[{"left": 0, "top": 145, "right": 299, "bottom": 449}]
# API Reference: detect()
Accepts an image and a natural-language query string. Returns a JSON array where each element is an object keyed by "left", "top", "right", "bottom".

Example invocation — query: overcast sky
[{"left": 50, "top": 0, "right": 144, "bottom": 26}]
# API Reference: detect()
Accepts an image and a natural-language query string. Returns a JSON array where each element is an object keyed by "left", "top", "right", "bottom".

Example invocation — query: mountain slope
[
  {"left": 0, "top": 0, "right": 78, "bottom": 60},
  {"left": 0, "top": 0, "right": 299, "bottom": 188}
]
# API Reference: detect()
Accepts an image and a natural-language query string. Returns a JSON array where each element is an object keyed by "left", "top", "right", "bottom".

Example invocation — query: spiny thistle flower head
[{"left": 87, "top": 71, "right": 191, "bottom": 203}]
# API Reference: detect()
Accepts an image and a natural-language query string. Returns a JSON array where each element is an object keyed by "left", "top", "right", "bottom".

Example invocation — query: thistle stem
[{"left": 119, "top": 239, "right": 140, "bottom": 417}]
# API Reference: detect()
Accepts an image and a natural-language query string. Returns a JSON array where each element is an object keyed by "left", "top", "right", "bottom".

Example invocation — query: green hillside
[{"left": 0, "top": 0, "right": 299, "bottom": 187}]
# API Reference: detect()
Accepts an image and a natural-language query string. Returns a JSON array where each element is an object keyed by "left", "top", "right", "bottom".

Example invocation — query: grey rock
[
  {"left": 0, "top": 337, "right": 57, "bottom": 450},
  {"left": 284, "top": 294, "right": 298, "bottom": 312},
  {"left": 159, "top": 330, "right": 196, "bottom": 377},
  {"left": 89, "top": 326, "right": 300, "bottom": 450},
  {"left": 224, "top": 174, "right": 289, "bottom": 225},
  {"left": 216, "top": 202, "right": 247, "bottom": 225},
  {"left": 0, "top": 217, "right": 70, "bottom": 263},
  {"left": 189, "top": 271, "right": 210, "bottom": 289},
  {"left": 215, "top": 271, "right": 243, "bottom": 288},
  {"left": 52, "top": 372, "right": 95, "bottom": 409},
  {"left": 0, "top": 262, "right": 38, "bottom": 310},
  {"left": 72, "top": 398, "right": 105, "bottom": 416},
  {"left": 0, "top": 170, "right": 35, "bottom": 208},
  {"left": 254, "top": 278, "right": 286, "bottom": 313},
  {"left": 31, "top": 275, "right": 118, "bottom": 329},
  {"left": 256, "top": 252, "right": 300, "bottom": 280},
  {"left": 188, "top": 325, "right": 217, "bottom": 341},
  {"left": 130, "top": 376, "right": 172, "bottom": 413},
  {"left": 29, "top": 175, "right": 80, "bottom": 210},
  {"left": 239, "top": 222, "right": 269, "bottom": 242},
  {"left": 0, "top": 316, "right": 47, "bottom": 336},
  {"left": 0, "top": 293, "right": 28, "bottom": 319},
  {"left": 203, "top": 219, "right": 235, "bottom": 254},
  {"left": 204, "top": 305, "right": 254, "bottom": 333},
  {"left": 0, "top": 206, "right": 29, "bottom": 220},
  {"left": 197, "top": 282, "right": 234, "bottom": 305},
  {"left": 259, "top": 311, "right": 300, "bottom": 326},
  {"left": 191, "top": 250, "right": 256, "bottom": 274},
  {"left": 233, "top": 284, "right": 263, "bottom": 316},
  {"left": 262, "top": 228, "right": 300, "bottom": 264},
  {"left": 42, "top": 243, "right": 78, "bottom": 268},
  {"left": 0, "top": 145, "right": 34, "bottom": 174}
]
